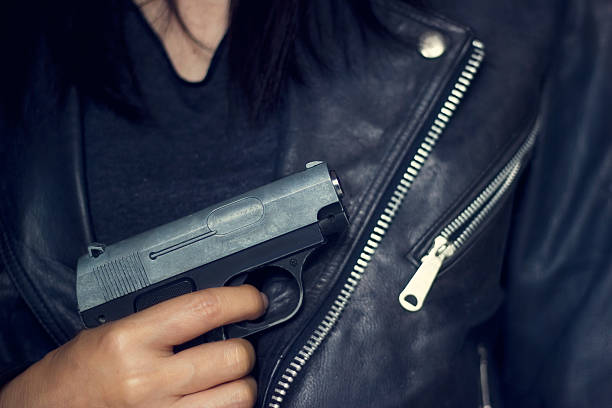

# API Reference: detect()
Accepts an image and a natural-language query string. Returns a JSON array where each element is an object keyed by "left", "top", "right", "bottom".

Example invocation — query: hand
[{"left": 0, "top": 285, "right": 268, "bottom": 408}]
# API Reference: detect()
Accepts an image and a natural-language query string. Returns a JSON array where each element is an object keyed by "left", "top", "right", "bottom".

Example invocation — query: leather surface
[
  {"left": 500, "top": 0, "right": 612, "bottom": 405},
  {"left": 1, "top": 0, "right": 612, "bottom": 407}
]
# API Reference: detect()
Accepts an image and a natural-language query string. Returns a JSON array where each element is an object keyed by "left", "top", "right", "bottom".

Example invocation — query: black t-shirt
[{"left": 84, "top": 4, "right": 282, "bottom": 244}]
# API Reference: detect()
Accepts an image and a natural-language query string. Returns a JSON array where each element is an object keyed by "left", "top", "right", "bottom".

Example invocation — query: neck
[{"left": 136, "top": 0, "right": 230, "bottom": 82}]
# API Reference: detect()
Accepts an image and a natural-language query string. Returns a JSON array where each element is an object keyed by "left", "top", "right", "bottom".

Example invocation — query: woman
[{"left": 1, "top": 0, "right": 611, "bottom": 407}]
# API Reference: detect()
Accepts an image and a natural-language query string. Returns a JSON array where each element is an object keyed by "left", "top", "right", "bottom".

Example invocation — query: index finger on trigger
[{"left": 123, "top": 285, "right": 268, "bottom": 348}]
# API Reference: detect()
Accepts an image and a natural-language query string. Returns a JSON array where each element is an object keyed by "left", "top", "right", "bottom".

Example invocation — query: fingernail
[{"left": 260, "top": 292, "right": 269, "bottom": 310}]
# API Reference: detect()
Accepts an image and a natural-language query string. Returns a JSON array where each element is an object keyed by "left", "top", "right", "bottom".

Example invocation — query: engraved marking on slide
[{"left": 207, "top": 197, "right": 265, "bottom": 235}]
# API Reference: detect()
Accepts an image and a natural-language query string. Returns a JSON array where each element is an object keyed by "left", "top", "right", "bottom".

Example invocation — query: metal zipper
[
  {"left": 478, "top": 345, "right": 492, "bottom": 408},
  {"left": 266, "top": 39, "right": 485, "bottom": 408},
  {"left": 399, "top": 114, "right": 540, "bottom": 312}
]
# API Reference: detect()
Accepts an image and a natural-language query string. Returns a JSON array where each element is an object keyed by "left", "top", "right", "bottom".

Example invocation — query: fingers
[
  {"left": 168, "top": 338, "right": 256, "bottom": 395},
  {"left": 172, "top": 377, "right": 257, "bottom": 408},
  {"left": 121, "top": 285, "right": 267, "bottom": 348}
]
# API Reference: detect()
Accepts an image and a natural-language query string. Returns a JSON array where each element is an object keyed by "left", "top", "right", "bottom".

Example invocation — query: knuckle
[
  {"left": 98, "top": 325, "right": 132, "bottom": 354},
  {"left": 115, "top": 374, "right": 149, "bottom": 407},
  {"left": 223, "top": 339, "right": 255, "bottom": 374},
  {"left": 188, "top": 290, "right": 223, "bottom": 320}
]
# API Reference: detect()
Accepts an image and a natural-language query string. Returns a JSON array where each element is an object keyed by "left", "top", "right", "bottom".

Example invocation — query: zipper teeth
[
  {"left": 267, "top": 40, "right": 485, "bottom": 408},
  {"left": 440, "top": 116, "right": 540, "bottom": 249}
]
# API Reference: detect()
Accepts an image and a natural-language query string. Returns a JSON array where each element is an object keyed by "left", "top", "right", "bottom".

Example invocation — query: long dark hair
[{"left": 1, "top": 0, "right": 388, "bottom": 123}]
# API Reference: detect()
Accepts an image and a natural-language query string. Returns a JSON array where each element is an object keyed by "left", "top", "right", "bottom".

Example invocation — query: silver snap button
[{"left": 418, "top": 31, "right": 446, "bottom": 59}]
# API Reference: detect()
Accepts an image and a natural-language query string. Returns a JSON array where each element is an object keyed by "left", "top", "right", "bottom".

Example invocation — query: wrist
[{"left": 0, "top": 354, "right": 55, "bottom": 408}]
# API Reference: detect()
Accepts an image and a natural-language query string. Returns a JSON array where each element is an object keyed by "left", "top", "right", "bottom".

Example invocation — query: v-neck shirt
[{"left": 83, "top": 3, "right": 284, "bottom": 244}]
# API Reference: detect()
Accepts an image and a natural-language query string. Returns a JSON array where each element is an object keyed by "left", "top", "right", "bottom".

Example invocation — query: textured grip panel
[{"left": 92, "top": 253, "right": 150, "bottom": 301}]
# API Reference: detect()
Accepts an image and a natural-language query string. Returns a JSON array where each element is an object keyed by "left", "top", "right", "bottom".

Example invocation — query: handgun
[{"left": 76, "top": 161, "right": 348, "bottom": 339}]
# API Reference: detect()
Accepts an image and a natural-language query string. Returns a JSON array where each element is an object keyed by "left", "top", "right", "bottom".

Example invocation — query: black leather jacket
[{"left": 2, "top": 0, "right": 612, "bottom": 407}]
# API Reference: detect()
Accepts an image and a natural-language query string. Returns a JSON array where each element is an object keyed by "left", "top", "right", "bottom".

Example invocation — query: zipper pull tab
[{"left": 399, "top": 236, "right": 455, "bottom": 311}]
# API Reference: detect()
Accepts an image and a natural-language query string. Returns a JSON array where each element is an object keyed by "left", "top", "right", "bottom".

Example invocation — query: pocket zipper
[{"left": 398, "top": 115, "right": 540, "bottom": 311}]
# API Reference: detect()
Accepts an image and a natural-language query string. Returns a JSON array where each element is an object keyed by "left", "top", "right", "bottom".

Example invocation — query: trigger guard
[
  {"left": 226, "top": 272, "right": 249, "bottom": 287},
  {"left": 223, "top": 248, "right": 315, "bottom": 339}
]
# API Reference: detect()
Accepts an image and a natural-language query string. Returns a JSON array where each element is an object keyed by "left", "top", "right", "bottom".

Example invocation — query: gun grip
[{"left": 223, "top": 248, "right": 315, "bottom": 339}]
